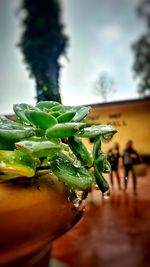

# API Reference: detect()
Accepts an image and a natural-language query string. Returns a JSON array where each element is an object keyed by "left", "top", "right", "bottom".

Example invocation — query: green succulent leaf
[
  {"left": 13, "top": 103, "right": 38, "bottom": 124},
  {"left": 92, "top": 137, "right": 101, "bottom": 160},
  {"left": 15, "top": 140, "right": 61, "bottom": 158},
  {"left": 68, "top": 136, "right": 93, "bottom": 168},
  {"left": 0, "top": 139, "right": 14, "bottom": 150},
  {"left": 94, "top": 164, "right": 109, "bottom": 193},
  {"left": 50, "top": 153, "right": 93, "bottom": 190},
  {"left": 76, "top": 125, "right": 117, "bottom": 138},
  {"left": 46, "top": 122, "right": 86, "bottom": 138},
  {"left": 49, "top": 111, "right": 61, "bottom": 118},
  {"left": 35, "top": 101, "right": 61, "bottom": 111},
  {"left": 71, "top": 106, "right": 91, "bottom": 122},
  {"left": 0, "top": 150, "right": 37, "bottom": 178},
  {"left": 57, "top": 111, "right": 76, "bottom": 123},
  {"left": 94, "top": 152, "right": 105, "bottom": 172},
  {"left": 94, "top": 152, "right": 111, "bottom": 173},
  {"left": 0, "top": 117, "right": 35, "bottom": 149},
  {"left": 49, "top": 104, "right": 66, "bottom": 114},
  {"left": 0, "top": 128, "right": 35, "bottom": 142},
  {"left": 24, "top": 110, "right": 57, "bottom": 129},
  {"left": 0, "top": 116, "right": 25, "bottom": 130}
]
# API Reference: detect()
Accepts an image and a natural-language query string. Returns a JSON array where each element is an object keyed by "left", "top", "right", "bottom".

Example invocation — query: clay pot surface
[{"left": 0, "top": 171, "right": 83, "bottom": 267}]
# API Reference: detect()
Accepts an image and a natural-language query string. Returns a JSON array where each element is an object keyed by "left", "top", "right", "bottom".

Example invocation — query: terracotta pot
[{"left": 0, "top": 171, "right": 83, "bottom": 267}]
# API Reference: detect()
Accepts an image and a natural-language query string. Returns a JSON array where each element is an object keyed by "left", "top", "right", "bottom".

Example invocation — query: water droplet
[
  {"left": 102, "top": 190, "right": 111, "bottom": 199},
  {"left": 0, "top": 161, "right": 6, "bottom": 168},
  {"left": 101, "top": 133, "right": 114, "bottom": 143},
  {"left": 73, "top": 199, "right": 82, "bottom": 208},
  {"left": 72, "top": 194, "right": 82, "bottom": 209}
]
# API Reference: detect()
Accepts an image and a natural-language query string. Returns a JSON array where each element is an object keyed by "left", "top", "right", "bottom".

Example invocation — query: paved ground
[{"left": 51, "top": 165, "right": 150, "bottom": 267}]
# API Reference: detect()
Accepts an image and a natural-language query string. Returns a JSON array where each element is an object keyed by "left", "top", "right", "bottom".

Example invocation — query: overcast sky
[{"left": 0, "top": 0, "right": 145, "bottom": 114}]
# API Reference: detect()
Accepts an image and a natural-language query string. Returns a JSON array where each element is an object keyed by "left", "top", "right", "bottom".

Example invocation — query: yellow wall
[{"left": 85, "top": 98, "right": 150, "bottom": 156}]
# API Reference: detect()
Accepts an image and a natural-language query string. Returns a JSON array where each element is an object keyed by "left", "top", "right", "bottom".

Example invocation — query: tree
[
  {"left": 132, "top": 0, "right": 150, "bottom": 97},
  {"left": 93, "top": 72, "right": 116, "bottom": 102},
  {"left": 19, "top": 0, "right": 68, "bottom": 102}
]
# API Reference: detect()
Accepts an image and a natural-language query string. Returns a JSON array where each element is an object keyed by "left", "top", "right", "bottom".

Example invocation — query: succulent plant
[{"left": 0, "top": 101, "right": 117, "bottom": 198}]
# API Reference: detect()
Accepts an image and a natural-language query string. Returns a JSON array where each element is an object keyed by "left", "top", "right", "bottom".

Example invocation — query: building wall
[{"left": 85, "top": 98, "right": 150, "bottom": 157}]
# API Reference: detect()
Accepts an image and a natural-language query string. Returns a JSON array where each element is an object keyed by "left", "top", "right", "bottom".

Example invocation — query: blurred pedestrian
[
  {"left": 107, "top": 142, "right": 122, "bottom": 190},
  {"left": 123, "top": 140, "right": 139, "bottom": 195}
]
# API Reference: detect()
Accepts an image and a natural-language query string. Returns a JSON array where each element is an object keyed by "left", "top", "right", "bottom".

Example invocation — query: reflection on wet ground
[{"left": 52, "top": 166, "right": 150, "bottom": 267}]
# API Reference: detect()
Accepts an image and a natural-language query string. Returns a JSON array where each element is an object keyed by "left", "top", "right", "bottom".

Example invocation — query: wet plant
[{"left": 0, "top": 101, "right": 117, "bottom": 198}]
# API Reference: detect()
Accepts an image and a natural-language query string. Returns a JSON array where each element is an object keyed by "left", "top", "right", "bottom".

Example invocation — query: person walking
[
  {"left": 107, "top": 142, "right": 122, "bottom": 190},
  {"left": 123, "top": 140, "right": 139, "bottom": 195}
]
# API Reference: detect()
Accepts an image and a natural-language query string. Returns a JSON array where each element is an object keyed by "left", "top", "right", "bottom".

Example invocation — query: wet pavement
[{"left": 51, "top": 166, "right": 150, "bottom": 267}]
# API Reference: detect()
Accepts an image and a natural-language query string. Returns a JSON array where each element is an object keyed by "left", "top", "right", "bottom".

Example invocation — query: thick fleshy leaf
[
  {"left": 24, "top": 110, "right": 57, "bottom": 129},
  {"left": 0, "top": 116, "right": 36, "bottom": 149},
  {"left": 0, "top": 116, "right": 35, "bottom": 150},
  {"left": 13, "top": 103, "right": 38, "bottom": 124},
  {"left": 46, "top": 122, "right": 86, "bottom": 138},
  {"left": 95, "top": 152, "right": 104, "bottom": 170},
  {"left": 71, "top": 106, "right": 91, "bottom": 122},
  {"left": 95, "top": 152, "right": 111, "bottom": 173},
  {"left": 94, "top": 164, "right": 109, "bottom": 193},
  {"left": 15, "top": 140, "right": 61, "bottom": 158},
  {"left": 0, "top": 137, "right": 16, "bottom": 150},
  {"left": 92, "top": 137, "right": 101, "bottom": 160},
  {"left": 76, "top": 125, "right": 117, "bottom": 138},
  {"left": 0, "top": 128, "right": 35, "bottom": 141},
  {"left": 49, "top": 104, "right": 66, "bottom": 113},
  {"left": 35, "top": 101, "right": 60, "bottom": 111},
  {"left": 0, "top": 115, "right": 35, "bottom": 148},
  {"left": 50, "top": 153, "right": 93, "bottom": 190},
  {"left": 0, "top": 116, "right": 25, "bottom": 130},
  {"left": 0, "top": 150, "right": 37, "bottom": 178},
  {"left": 68, "top": 136, "right": 93, "bottom": 167},
  {"left": 49, "top": 111, "right": 61, "bottom": 118},
  {"left": 57, "top": 111, "right": 76, "bottom": 123}
]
